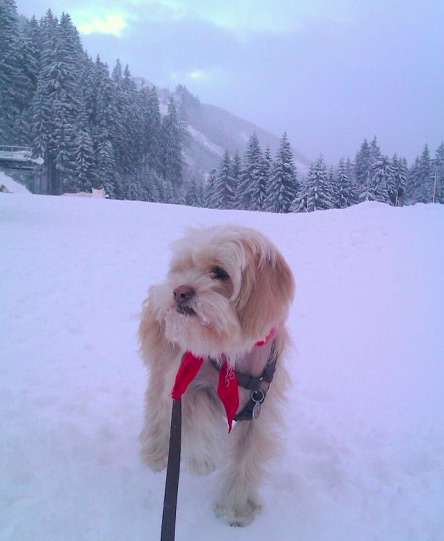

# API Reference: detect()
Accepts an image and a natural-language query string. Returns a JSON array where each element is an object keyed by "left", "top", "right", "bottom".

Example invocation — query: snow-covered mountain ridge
[{"left": 133, "top": 79, "right": 309, "bottom": 178}]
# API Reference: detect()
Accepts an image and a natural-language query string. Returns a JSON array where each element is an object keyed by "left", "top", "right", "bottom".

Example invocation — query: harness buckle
[{"left": 251, "top": 389, "right": 265, "bottom": 419}]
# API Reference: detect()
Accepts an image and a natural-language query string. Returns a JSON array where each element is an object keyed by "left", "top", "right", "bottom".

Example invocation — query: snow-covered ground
[
  {"left": 0, "top": 173, "right": 31, "bottom": 194},
  {"left": 1, "top": 171, "right": 443, "bottom": 541}
]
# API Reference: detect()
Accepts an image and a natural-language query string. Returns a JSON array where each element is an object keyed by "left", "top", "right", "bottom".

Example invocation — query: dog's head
[{"left": 148, "top": 225, "right": 295, "bottom": 358}]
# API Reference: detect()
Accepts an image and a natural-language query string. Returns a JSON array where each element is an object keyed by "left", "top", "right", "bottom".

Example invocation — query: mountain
[{"left": 133, "top": 79, "right": 309, "bottom": 180}]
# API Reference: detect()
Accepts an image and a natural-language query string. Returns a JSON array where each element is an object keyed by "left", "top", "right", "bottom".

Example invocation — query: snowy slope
[
  {"left": 1, "top": 177, "right": 443, "bottom": 541},
  {"left": 0, "top": 172, "right": 31, "bottom": 194}
]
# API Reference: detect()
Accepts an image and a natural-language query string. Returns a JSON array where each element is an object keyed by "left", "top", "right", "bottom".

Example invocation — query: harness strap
[{"left": 210, "top": 342, "right": 278, "bottom": 422}]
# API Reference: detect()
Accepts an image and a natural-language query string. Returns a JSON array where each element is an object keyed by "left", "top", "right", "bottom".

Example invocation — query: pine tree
[
  {"left": 264, "top": 132, "right": 299, "bottom": 213},
  {"left": 230, "top": 151, "right": 242, "bottom": 209},
  {"left": 205, "top": 169, "right": 218, "bottom": 208},
  {"left": 237, "top": 133, "right": 266, "bottom": 210},
  {"left": 366, "top": 155, "right": 391, "bottom": 203},
  {"left": 0, "top": 0, "right": 29, "bottom": 142},
  {"left": 73, "top": 110, "right": 96, "bottom": 192},
  {"left": 28, "top": 11, "right": 87, "bottom": 193},
  {"left": 304, "top": 155, "right": 334, "bottom": 212},
  {"left": 92, "top": 57, "right": 121, "bottom": 194},
  {"left": 358, "top": 137, "right": 384, "bottom": 202},
  {"left": 55, "top": 13, "right": 87, "bottom": 192},
  {"left": 138, "top": 85, "right": 162, "bottom": 176},
  {"left": 389, "top": 154, "right": 408, "bottom": 206},
  {"left": 160, "top": 97, "right": 183, "bottom": 188},
  {"left": 406, "top": 157, "right": 419, "bottom": 205},
  {"left": 409, "top": 145, "right": 434, "bottom": 203},
  {"left": 335, "top": 158, "right": 355, "bottom": 208},
  {"left": 213, "top": 151, "right": 236, "bottom": 209},
  {"left": 354, "top": 139, "right": 372, "bottom": 199},
  {"left": 11, "top": 16, "right": 40, "bottom": 143},
  {"left": 432, "top": 143, "right": 444, "bottom": 204},
  {"left": 185, "top": 177, "right": 205, "bottom": 207},
  {"left": 121, "top": 64, "right": 141, "bottom": 175},
  {"left": 290, "top": 175, "right": 309, "bottom": 213},
  {"left": 96, "top": 138, "right": 118, "bottom": 198}
]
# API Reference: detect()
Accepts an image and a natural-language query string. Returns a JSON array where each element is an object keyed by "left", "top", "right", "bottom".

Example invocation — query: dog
[{"left": 139, "top": 224, "right": 295, "bottom": 526}]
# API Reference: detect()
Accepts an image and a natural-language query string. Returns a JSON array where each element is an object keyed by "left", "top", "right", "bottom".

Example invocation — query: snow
[
  {"left": 0, "top": 147, "right": 32, "bottom": 162},
  {"left": 0, "top": 172, "right": 31, "bottom": 194},
  {"left": 1, "top": 172, "right": 443, "bottom": 541},
  {"left": 186, "top": 125, "right": 225, "bottom": 157}
]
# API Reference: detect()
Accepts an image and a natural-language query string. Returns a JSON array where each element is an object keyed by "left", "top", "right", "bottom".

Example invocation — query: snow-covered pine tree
[
  {"left": 263, "top": 132, "right": 299, "bottom": 213},
  {"left": 0, "top": 0, "right": 29, "bottom": 142},
  {"left": 160, "top": 97, "right": 183, "bottom": 190},
  {"left": 345, "top": 157, "right": 358, "bottom": 204},
  {"left": 108, "top": 62, "right": 142, "bottom": 198},
  {"left": 230, "top": 151, "right": 242, "bottom": 209},
  {"left": 205, "top": 169, "right": 218, "bottom": 209},
  {"left": 405, "top": 157, "right": 419, "bottom": 205},
  {"left": 366, "top": 155, "right": 391, "bottom": 204},
  {"left": 54, "top": 13, "right": 86, "bottom": 193},
  {"left": 290, "top": 175, "right": 309, "bottom": 213},
  {"left": 73, "top": 111, "right": 96, "bottom": 192},
  {"left": 236, "top": 133, "right": 266, "bottom": 211},
  {"left": 138, "top": 85, "right": 162, "bottom": 177},
  {"left": 30, "top": 10, "right": 59, "bottom": 193},
  {"left": 96, "top": 138, "right": 118, "bottom": 198},
  {"left": 122, "top": 64, "right": 141, "bottom": 176},
  {"left": 304, "top": 155, "right": 334, "bottom": 212},
  {"left": 29, "top": 11, "right": 87, "bottom": 193},
  {"left": 144, "top": 169, "right": 164, "bottom": 203},
  {"left": 389, "top": 154, "right": 408, "bottom": 206},
  {"left": 335, "top": 158, "right": 355, "bottom": 208},
  {"left": 185, "top": 177, "right": 205, "bottom": 207},
  {"left": 432, "top": 143, "right": 444, "bottom": 204},
  {"left": 212, "top": 151, "right": 236, "bottom": 209},
  {"left": 12, "top": 15, "right": 40, "bottom": 144},
  {"left": 261, "top": 145, "right": 273, "bottom": 207},
  {"left": 354, "top": 139, "right": 372, "bottom": 200},
  {"left": 409, "top": 145, "right": 434, "bottom": 203}
]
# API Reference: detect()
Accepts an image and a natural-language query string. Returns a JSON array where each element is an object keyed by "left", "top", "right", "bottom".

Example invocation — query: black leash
[{"left": 160, "top": 398, "right": 182, "bottom": 541}]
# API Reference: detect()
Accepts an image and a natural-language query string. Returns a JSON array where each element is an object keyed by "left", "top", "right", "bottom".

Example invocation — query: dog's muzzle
[{"left": 173, "top": 285, "right": 196, "bottom": 315}]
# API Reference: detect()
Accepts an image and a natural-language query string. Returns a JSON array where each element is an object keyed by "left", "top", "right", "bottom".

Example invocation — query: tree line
[
  {"left": 1, "top": 0, "right": 443, "bottom": 210},
  {"left": 192, "top": 134, "right": 444, "bottom": 213}
]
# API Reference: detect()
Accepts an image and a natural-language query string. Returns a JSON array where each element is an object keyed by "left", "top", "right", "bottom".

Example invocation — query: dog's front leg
[
  {"left": 182, "top": 380, "right": 227, "bottom": 476},
  {"left": 214, "top": 408, "right": 279, "bottom": 527},
  {"left": 139, "top": 303, "right": 181, "bottom": 471},
  {"left": 139, "top": 365, "right": 175, "bottom": 471}
]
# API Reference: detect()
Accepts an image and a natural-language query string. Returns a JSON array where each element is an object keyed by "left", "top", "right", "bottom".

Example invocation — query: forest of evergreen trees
[
  {"left": 207, "top": 134, "right": 444, "bottom": 212},
  {"left": 1, "top": 0, "right": 443, "bottom": 212}
]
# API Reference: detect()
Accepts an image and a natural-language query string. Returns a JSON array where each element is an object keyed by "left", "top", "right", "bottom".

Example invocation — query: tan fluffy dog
[{"left": 139, "top": 225, "right": 294, "bottom": 526}]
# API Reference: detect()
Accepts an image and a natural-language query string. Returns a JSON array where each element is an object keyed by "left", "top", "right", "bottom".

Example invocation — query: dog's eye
[{"left": 211, "top": 266, "right": 230, "bottom": 281}]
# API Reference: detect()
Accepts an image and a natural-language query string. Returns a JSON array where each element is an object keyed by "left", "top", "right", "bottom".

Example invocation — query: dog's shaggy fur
[{"left": 139, "top": 225, "right": 295, "bottom": 526}]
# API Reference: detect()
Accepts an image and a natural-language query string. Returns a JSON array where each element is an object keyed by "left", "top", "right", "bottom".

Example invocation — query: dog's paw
[{"left": 214, "top": 498, "right": 262, "bottom": 527}]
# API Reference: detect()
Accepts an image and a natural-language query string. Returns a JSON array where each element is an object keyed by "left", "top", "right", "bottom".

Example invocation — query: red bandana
[{"left": 171, "top": 328, "right": 277, "bottom": 433}]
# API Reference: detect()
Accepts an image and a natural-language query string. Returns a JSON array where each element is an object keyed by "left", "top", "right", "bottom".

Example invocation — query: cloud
[{"left": 78, "top": 12, "right": 128, "bottom": 36}]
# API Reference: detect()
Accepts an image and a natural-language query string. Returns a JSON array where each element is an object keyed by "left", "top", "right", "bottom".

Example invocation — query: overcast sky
[{"left": 15, "top": 0, "right": 444, "bottom": 165}]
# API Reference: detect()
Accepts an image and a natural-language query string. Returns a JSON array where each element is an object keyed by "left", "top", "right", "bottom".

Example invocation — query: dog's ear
[{"left": 236, "top": 242, "right": 295, "bottom": 340}]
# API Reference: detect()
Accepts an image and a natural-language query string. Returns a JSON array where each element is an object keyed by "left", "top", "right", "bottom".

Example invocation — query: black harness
[{"left": 210, "top": 342, "right": 278, "bottom": 421}]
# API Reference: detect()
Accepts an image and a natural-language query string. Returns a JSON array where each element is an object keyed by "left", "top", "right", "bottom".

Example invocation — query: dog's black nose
[{"left": 173, "top": 285, "right": 195, "bottom": 305}]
